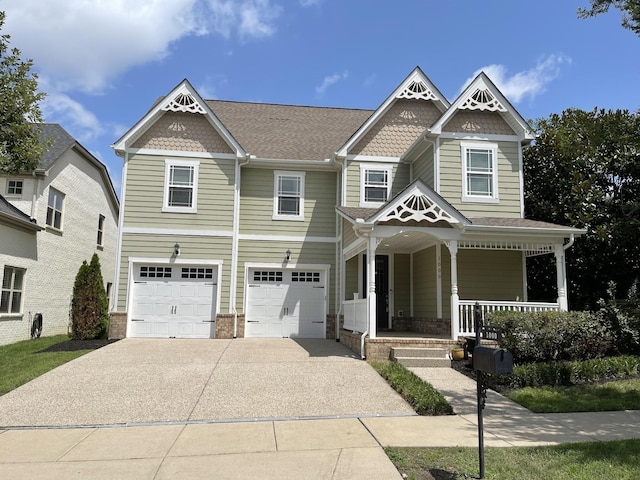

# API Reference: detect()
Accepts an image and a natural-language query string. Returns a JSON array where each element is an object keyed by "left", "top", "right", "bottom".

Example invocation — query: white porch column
[
  {"left": 367, "top": 234, "right": 378, "bottom": 339},
  {"left": 447, "top": 241, "right": 459, "bottom": 340},
  {"left": 554, "top": 244, "right": 568, "bottom": 311}
]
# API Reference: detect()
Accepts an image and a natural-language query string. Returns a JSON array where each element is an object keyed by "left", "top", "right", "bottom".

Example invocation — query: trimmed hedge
[{"left": 369, "top": 360, "right": 453, "bottom": 416}]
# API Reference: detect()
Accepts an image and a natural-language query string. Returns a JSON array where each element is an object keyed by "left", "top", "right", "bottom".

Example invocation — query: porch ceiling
[{"left": 377, "top": 230, "right": 438, "bottom": 254}]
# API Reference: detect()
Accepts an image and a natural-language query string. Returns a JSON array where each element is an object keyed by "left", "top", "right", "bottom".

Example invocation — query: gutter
[{"left": 563, "top": 234, "right": 576, "bottom": 251}]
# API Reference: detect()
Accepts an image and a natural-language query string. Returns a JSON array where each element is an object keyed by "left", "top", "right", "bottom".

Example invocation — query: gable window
[
  {"left": 163, "top": 159, "right": 199, "bottom": 213},
  {"left": 1, "top": 266, "right": 25, "bottom": 314},
  {"left": 7, "top": 180, "right": 23, "bottom": 196},
  {"left": 273, "top": 171, "right": 304, "bottom": 221},
  {"left": 46, "top": 187, "right": 64, "bottom": 229},
  {"left": 461, "top": 142, "right": 499, "bottom": 203},
  {"left": 97, "top": 214, "right": 105, "bottom": 246},
  {"left": 360, "top": 165, "right": 392, "bottom": 207}
]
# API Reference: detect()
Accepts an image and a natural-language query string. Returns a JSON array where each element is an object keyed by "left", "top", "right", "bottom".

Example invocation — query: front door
[{"left": 362, "top": 254, "right": 390, "bottom": 330}]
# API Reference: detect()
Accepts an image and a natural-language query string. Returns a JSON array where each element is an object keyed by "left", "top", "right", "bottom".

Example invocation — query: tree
[
  {"left": 0, "top": 11, "right": 46, "bottom": 174},
  {"left": 71, "top": 254, "right": 109, "bottom": 340},
  {"left": 578, "top": 1, "right": 640, "bottom": 36},
  {"left": 524, "top": 108, "right": 640, "bottom": 310}
]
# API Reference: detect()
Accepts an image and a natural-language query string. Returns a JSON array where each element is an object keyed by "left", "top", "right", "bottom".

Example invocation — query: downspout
[
  {"left": 563, "top": 234, "right": 575, "bottom": 251},
  {"left": 231, "top": 153, "right": 252, "bottom": 338},
  {"left": 331, "top": 153, "right": 346, "bottom": 342}
]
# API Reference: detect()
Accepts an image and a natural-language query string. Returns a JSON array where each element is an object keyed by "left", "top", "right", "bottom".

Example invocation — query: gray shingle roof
[
  {"left": 206, "top": 100, "right": 373, "bottom": 161},
  {"left": 0, "top": 193, "right": 40, "bottom": 229},
  {"left": 468, "top": 217, "right": 580, "bottom": 230},
  {"left": 36, "top": 124, "right": 76, "bottom": 170}
]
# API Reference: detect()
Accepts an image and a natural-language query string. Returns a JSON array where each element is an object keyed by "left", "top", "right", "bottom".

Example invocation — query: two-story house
[
  {"left": 110, "top": 67, "right": 583, "bottom": 358},
  {"left": 0, "top": 124, "right": 119, "bottom": 345}
]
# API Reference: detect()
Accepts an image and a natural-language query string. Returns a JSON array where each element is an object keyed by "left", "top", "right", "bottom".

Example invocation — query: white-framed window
[
  {"left": 461, "top": 142, "right": 499, "bottom": 203},
  {"left": 97, "top": 214, "right": 105, "bottom": 246},
  {"left": 273, "top": 170, "right": 305, "bottom": 221},
  {"left": 6, "top": 180, "right": 23, "bottom": 196},
  {"left": 163, "top": 159, "right": 199, "bottom": 213},
  {"left": 1, "top": 266, "right": 25, "bottom": 314},
  {"left": 46, "top": 187, "right": 64, "bottom": 229},
  {"left": 360, "top": 164, "right": 392, "bottom": 207}
]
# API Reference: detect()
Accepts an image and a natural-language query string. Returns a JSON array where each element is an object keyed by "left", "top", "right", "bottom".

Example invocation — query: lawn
[
  {"left": 0, "top": 335, "right": 96, "bottom": 396},
  {"left": 387, "top": 439, "right": 640, "bottom": 480}
]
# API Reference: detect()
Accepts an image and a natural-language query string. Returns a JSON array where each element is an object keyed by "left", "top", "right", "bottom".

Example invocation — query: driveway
[{"left": 0, "top": 338, "right": 415, "bottom": 427}]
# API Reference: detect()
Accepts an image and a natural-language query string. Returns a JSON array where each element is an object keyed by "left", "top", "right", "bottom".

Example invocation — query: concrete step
[
  {"left": 393, "top": 356, "right": 452, "bottom": 368},
  {"left": 390, "top": 347, "right": 448, "bottom": 360}
]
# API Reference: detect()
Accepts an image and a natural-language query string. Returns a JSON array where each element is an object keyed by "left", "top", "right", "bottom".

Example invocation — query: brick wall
[
  {"left": 108, "top": 312, "right": 127, "bottom": 339},
  {"left": 216, "top": 313, "right": 245, "bottom": 338}
]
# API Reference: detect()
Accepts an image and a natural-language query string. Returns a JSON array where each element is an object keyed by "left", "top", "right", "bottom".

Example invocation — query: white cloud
[
  {"left": 316, "top": 71, "right": 349, "bottom": 96},
  {"left": 300, "top": 0, "right": 323, "bottom": 6},
  {"left": 40, "top": 90, "right": 104, "bottom": 144},
  {"left": 461, "top": 54, "right": 571, "bottom": 103}
]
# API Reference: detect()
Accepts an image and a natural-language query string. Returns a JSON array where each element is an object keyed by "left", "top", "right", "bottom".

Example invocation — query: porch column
[
  {"left": 554, "top": 244, "right": 568, "bottom": 311},
  {"left": 367, "top": 234, "right": 378, "bottom": 339},
  {"left": 447, "top": 241, "right": 459, "bottom": 340}
]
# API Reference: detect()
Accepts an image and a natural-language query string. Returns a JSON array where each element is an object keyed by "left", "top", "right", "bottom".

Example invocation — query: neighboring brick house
[
  {"left": 110, "top": 67, "right": 584, "bottom": 351},
  {"left": 0, "top": 124, "right": 119, "bottom": 345}
]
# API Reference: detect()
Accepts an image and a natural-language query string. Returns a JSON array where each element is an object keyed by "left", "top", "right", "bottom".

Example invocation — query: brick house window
[
  {"left": 97, "top": 214, "right": 105, "bottom": 246},
  {"left": 46, "top": 187, "right": 64, "bottom": 229},
  {"left": 7, "top": 180, "right": 23, "bottom": 195},
  {"left": 1, "top": 266, "right": 25, "bottom": 314}
]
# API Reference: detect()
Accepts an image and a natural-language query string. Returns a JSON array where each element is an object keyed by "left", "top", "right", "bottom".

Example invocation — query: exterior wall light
[
  {"left": 174, "top": 243, "right": 181, "bottom": 256},
  {"left": 285, "top": 249, "right": 291, "bottom": 262}
]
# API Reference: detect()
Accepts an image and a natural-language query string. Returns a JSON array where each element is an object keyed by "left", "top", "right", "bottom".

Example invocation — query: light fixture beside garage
[
  {"left": 174, "top": 243, "right": 181, "bottom": 256},
  {"left": 285, "top": 249, "right": 291, "bottom": 262}
]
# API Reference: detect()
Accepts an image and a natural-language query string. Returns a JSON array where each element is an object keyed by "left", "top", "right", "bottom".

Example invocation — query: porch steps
[{"left": 390, "top": 347, "right": 451, "bottom": 368}]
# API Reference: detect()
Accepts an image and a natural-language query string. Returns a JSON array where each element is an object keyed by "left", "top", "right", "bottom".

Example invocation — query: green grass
[
  {"left": 0, "top": 335, "right": 92, "bottom": 396},
  {"left": 505, "top": 378, "right": 640, "bottom": 413},
  {"left": 387, "top": 439, "right": 640, "bottom": 479},
  {"left": 369, "top": 360, "right": 453, "bottom": 415}
]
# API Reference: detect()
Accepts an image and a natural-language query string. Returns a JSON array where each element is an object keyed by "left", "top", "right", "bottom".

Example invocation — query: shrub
[
  {"left": 71, "top": 254, "right": 109, "bottom": 340},
  {"left": 596, "top": 280, "right": 640, "bottom": 356},
  {"left": 487, "top": 310, "right": 611, "bottom": 364}
]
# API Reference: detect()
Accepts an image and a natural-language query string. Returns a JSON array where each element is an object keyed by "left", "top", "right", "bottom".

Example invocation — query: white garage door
[
  {"left": 245, "top": 269, "right": 326, "bottom": 338},
  {"left": 130, "top": 264, "right": 217, "bottom": 339}
]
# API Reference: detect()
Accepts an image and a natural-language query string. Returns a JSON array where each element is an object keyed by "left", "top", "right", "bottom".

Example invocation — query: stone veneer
[
  {"left": 216, "top": 313, "right": 245, "bottom": 338},
  {"left": 108, "top": 312, "right": 127, "bottom": 340}
]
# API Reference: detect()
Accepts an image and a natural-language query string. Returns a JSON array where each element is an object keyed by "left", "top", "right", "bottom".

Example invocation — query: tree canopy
[
  {"left": 524, "top": 108, "right": 640, "bottom": 310},
  {"left": 0, "top": 11, "right": 46, "bottom": 174},
  {"left": 578, "top": 0, "right": 640, "bottom": 36}
]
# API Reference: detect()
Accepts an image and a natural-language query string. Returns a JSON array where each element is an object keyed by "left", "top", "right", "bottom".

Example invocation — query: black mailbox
[{"left": 473, "top": 346, "right": 513, "bottom": 375}]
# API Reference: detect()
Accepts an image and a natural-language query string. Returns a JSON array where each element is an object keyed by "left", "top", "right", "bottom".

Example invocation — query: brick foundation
[
  {"left": 216, "top": 314, "right": 245, "bottom": 338},
  {"left": 391, "top": 316, "right": 450, "bottom": 335},
  {"left": 108, "top": 312, "right": 127, "bottom": 339},
  {"left": 325, "top": 314, "right": 337, "bottom": 340}
]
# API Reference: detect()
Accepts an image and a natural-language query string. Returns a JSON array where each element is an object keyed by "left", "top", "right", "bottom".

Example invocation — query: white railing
[
  {"left": 457, "top": 300, "right": 559, "bottom": 337},
  {"left": 343, "top": 298, "right": 368, "bottom": 333}
]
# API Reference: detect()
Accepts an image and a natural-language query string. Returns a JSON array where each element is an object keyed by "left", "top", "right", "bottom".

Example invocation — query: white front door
[{"left": 130, "top": 264, "right": 217, "bottom": 338}]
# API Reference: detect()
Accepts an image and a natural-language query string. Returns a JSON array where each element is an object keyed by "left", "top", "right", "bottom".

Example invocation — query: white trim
[
  {"left": 409, "top": 252, "right": 414, "bottom": 317},
  {"left": 123, "top": 227, "right": 233, "bottom": 237},
  {"left": 460, "top": 141, "right": 499, "bottom": 203},
  {"left": 522, "top": 251, "right": 528, "bottom": 302},
  {"left": 518, "top": 142, "right": 525, "bottom": 217},
  {"left": 123, "top": 148, "right": 237, "bottom": 160},
  {"left": 389, "top": 253, "right": 395, "bottom": 328},
  {"left": 438, "top": 132, "right": 519, "bottom": 142},
  {"left": 434, "top": 138, "right": 440, "bottom": 193},
  {"left": 272, "top": 170, "right": 305, "bottom": 221},
  {"left": 239, "top": 233, "right": 337, "bottom": 243},
  {"left": 359, "top": 164, "right": 393, "bottom": 208},
  {"left": 436, "top": 244, "right": 442, "bottom": 319},
  {"left": 346, "top": 154, "right": 401, "bottom": 163},
  {"left": 113, "top": 153, "right": 128, "bottom": 311},
  {"left": 162, "top": 159, "right": 199, "bottom": 213}
]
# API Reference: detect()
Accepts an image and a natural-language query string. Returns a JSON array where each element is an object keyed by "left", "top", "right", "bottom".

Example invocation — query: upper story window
[
  {"left": 360, "top": 165, "right": 392, "bottom": 207},
  {"left": 97, "top": 214, "right": 105, "bottom": 247},
  {"left": 1, "top": 266, "right": 25, "bottom": 314},
  {"left": 273, "top": 171, "right": 305, "bottom": 221},
  {"left": 6, "top": 180, "right": 23, "bottom": 196},
  {"left": 163, "top": 159, "right": 199, "bottom": 213},
  {"left": 46, "top": 187, "right": 64, "bottom": 230},
  {"left": 461, "top": 142, "right": 499, "bottom": 203}
]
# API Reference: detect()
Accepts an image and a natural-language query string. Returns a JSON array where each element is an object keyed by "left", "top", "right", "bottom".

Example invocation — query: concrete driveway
[{"left": 0, "top": 338, "right": 415, "bottom": 427}]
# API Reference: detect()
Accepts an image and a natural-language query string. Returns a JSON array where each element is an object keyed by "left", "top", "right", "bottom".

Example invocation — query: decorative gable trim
[
  {"left": 336, "top": 67, "right": 449, "bottom": 158},
  {"left": 161, "top": 87, "right": 207, "bottom": 114},
  {"left": 459, "top": 88, "right": 507, "bottom": 112}
]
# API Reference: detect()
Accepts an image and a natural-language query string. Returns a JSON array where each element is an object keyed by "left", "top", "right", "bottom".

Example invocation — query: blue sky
[{"left": 2, "top": 0, "right": 639, "bottom": 194}]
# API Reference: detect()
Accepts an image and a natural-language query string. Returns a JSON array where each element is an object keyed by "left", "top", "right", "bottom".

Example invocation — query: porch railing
[
  {"left": 457, "top": 300, "right": 560, "bottom": 337},
  {"left": 343, "top": 298, "right": 368, "bottom": 333}
]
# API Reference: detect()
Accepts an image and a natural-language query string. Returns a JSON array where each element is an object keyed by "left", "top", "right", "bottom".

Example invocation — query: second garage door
[{"left": 245, "top": 269, "right": 326, "bottom": 338}]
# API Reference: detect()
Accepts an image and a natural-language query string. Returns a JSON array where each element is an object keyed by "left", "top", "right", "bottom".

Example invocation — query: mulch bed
[{"left": 37, "top": 338, "right": 119, "bottom": 353}]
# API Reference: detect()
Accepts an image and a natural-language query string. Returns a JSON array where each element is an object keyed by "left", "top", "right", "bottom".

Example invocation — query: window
[
  {"left": 461, "top": 142, "right": 499, "bottom": 202},
  {"left": 273, "top": 171, "right": 304, "bottom": 221},
  {"left": 163, "top": 160, "right": 199, "bottom": 213},
  {"left": 7, "top": 180, "right": 23, "bottom": 196},
  {"left": 360, "top": 165, "right": 392, "bottom": 207},
  {"left": 139, "top": 266, "right": 172, "bottom": 278},
  {"left": 253, "top": 271, "right": 283, "bottom": 282},
  {"left": 46, "top": 187, "right": 64, "bottom": 229},
  {"left": 1, "top": 266, "right": 25, "bottom": 314},
  {"left": 97, "top": 214, "right": 105, "bottom": 246}
]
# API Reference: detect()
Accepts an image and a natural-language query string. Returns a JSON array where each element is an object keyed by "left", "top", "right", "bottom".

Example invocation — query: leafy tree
[
  {"left": 578, "top": 0, "right": 640, "bottom": 36},
  {"left": 524, "top": 108, "right": 640, "bottom": 310},
  {"left": 0, "top": 11, "right": 46, "bottom": 174},
  {"left": 71, "top": 254, "right": 109, "bottom": 340}
]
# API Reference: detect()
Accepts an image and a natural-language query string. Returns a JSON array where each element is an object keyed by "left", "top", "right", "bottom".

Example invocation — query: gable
[
  {"left": 442, "top": 110, "right": 515, "bottom": 136},
  {"left": 131, "top": 111, "right": 234, "bottom": 154},
  {"left": 351, "top": 99, "right": 441, "bottom": 157}
]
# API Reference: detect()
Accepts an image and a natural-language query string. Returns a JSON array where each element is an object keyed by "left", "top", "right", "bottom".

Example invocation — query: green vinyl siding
[
  {"left": 412, "top": 144, "right": 434, "bottom": 188},
  {"left": 438, "top": 139, "right": 521, "bottom": 217},
  {"left": 237, "top": 240, "right": 336, "bottom": 313},
  {"left": 413, "top": 246, "right": 438, "bottom": 318},
  {"left": 124, "top": 154, "right": 236, "bottom": 229},
  {"left": 342, "top": 218, "right": 357, "bottom": 247},
  {"left": 458, "top": 250, "right": 524, "bottom": 301},
  {"left": 345, "top": 255, "right": 359, "bottom": 300},
  {"left": 345, "top": 161, "right": 411, "bottom": 207},
  {"left": 117, "top": 234, "right": 233, "bottom": 311},
  {"left": 240, "top": 168, "right": 336, "bottom": 237},
  {"left": 393, "top": 254, "right": 411, "bottom": 317}
]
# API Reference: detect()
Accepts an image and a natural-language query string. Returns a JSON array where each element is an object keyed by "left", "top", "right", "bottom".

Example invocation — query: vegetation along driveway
[{"left": 0, "top": 338, "right": 415, "bottom": 427}]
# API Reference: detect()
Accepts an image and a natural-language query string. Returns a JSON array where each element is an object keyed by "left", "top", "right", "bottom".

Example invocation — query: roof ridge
[{"left": 205, "top": 98, "right": 374, "bottom": 112}]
